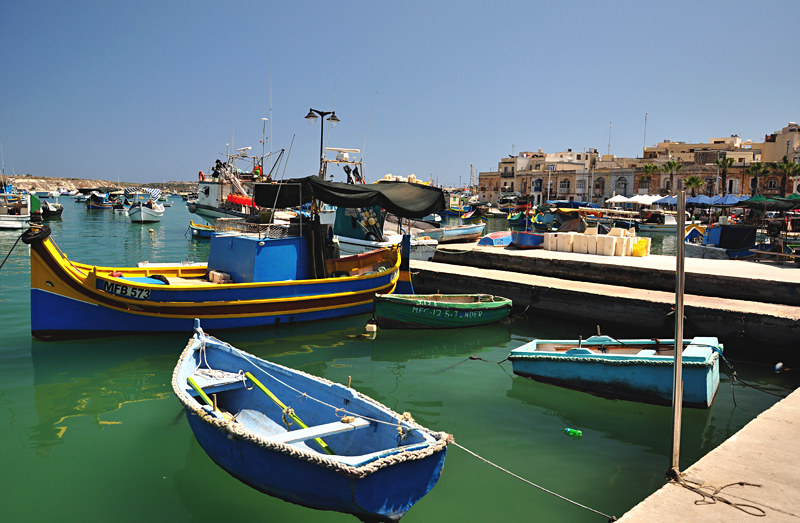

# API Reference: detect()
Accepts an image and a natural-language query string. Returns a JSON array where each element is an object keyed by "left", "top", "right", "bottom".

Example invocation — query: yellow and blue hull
[{"left": 30, "top": 236, "right": 400, "bottom": 339}]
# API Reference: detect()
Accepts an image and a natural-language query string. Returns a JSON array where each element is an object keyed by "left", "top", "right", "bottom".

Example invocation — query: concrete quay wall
[
  {"left": 432, "top": 246, "right": 800, "bottom": 307},
  {"left": 410, "top": 260, "right": 800, "bottom": 346}
]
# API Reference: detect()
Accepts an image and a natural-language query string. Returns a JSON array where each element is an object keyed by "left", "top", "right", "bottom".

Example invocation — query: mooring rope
[
  {"left": 452, "top": 441, "right": 617, "bottom": 521},
  {"left": 671, "top": 475, "right": 766, "bottom": 517},
  {"left": 0, "top": 232, "right": 24, "bottom": 271}
]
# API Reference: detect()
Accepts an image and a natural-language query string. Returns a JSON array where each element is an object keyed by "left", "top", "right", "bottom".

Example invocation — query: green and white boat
[{"left": 374, "top": 294, "right": 512, "bottom": 329}]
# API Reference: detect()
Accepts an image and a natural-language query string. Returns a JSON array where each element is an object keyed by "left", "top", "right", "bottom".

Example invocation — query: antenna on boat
[
  {"left": 269, "top": 54, "right": 273, "bottom": 172},
  {"left": 668, "top": 190, "right": 687, "bottom": 480},
  {"left": 361, "top": 92, "right": 377, "bottom": 178}
]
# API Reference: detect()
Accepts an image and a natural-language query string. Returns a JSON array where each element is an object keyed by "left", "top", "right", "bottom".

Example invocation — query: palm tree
[
  {"left": 684, "top": 175, "right": 703, "bottom": 197},
  {"left": 745, "top": 162, "right": 768, "bottom": 197},
  {"left": 713, "top": 156, "right": 735, "bottom": 196},
  {"left": 661, "top": 160, "right": 683, "bottom": 195},
  {"left": 770, "top": 156, "right": 800, "bottom": 198},
  {"left": 642, "top": 164, "right": 659, "bottom": 193}
]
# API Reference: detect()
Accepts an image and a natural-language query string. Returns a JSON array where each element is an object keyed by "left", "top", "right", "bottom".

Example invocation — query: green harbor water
[{"left": 1, "top": 201, "right": 797, "bottom": 522}]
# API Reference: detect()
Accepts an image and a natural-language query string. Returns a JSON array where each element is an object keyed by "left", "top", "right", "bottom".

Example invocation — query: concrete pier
[
  {"left": 617, "top": 388, "right": 800, "bottom": 522},
  {"left": 432, "top": 244, "right": 800, "bottom": 306},
  {"left": 410, "top": 246, "right": 800, "bottom": 345}
]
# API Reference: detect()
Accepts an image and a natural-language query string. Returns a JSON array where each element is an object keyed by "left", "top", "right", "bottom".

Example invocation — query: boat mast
[{"left": 668, "top": 190, "right": 687, "bottom": 479}]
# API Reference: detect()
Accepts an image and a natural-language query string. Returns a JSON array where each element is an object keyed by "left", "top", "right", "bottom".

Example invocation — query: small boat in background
[
  {"left": 508, "top": 335, "right": 722, "bottom": 408},
  {"left": 461, "top": 209, "right": 486, "bottom": 224},
  {"left": 86, "top": 191, "right": 113, "bottom": 209},
  {"left": 510, "top": 230, "right": 544, "bottom": 249},
  {"left": 0, "top": 192, "right": 31, "bottom": 229},
  {"left": 39, "top": 199, "right": 64, "bottom": 218},
  {"left": 173, "top": 320, "right": 450, "bottom": 522},
  {"left": 189, "top": 220, "right": 215, "bottom": 238},
  {"left": 374, "top": 293, "right": 512, "bottom": 329},
  {"left": 420, "top": 222, "right": 486, "bottom": 244},
  {"left": 506, "top": 211, "right": 526, "bottom": 226},
  {"left": 478, "top": 231, "right": 513, "bottom": 246}
]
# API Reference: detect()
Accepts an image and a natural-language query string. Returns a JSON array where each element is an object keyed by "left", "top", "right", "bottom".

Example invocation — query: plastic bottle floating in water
[{"left": 561, "top": 428, "right": 582, "bottom": 437}]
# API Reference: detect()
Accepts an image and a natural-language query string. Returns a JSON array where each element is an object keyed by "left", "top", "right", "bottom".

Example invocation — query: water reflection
[{"left": 29, "top": 337, "right": 180, "bottom": 457}]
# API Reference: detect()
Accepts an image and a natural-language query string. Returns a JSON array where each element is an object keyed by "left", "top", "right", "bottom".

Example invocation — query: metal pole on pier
[{"left": 669, "top": 190, "right": 686, "bottom": 479}]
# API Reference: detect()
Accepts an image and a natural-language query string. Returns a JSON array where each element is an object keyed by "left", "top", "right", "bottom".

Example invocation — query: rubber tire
[{"left": 21, "top": 225, "right": 51, "bottom": 245}]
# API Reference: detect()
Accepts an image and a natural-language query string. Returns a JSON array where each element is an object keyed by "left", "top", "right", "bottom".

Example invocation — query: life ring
[
  {"left": 198, "top": 171, "right": 204, "bottom": 181},
  {"left": 22, "top": 225, "right": 52, "bottom": 245}
]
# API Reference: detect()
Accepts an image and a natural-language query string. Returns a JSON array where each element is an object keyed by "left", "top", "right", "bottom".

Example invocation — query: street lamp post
[{"left": 305, "top": 108, "right": 340, "bottom": 177}]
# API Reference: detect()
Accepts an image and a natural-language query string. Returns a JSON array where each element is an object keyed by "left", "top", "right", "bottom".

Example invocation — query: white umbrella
[{"left": 605, "top": 194, "right": 630, "bottom": 203}]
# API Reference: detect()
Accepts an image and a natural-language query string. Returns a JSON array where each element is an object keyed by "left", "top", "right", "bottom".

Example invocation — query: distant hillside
[{"left": 5, "top": 174, "right": 197, "bottom": 193}]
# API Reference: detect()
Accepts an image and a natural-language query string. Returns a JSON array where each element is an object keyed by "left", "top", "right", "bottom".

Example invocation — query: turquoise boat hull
[
  {"left": 174, "top": 321, "right": 449, "bottom": 522},
  {"left": 508, "top": 336, "right": 721, "bottom": 408},
  {"left": 374, "top": 294, "right": 512, "bottom": 329}
]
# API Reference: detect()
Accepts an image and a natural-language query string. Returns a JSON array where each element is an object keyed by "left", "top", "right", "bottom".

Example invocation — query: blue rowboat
[
  {"left": 173, "top": 320, "right": 450, "bottom": 522},
  {"left": 477, "top": 231, "right": 513, "bottom": 246},
  {"left": 508, "top": 335, "right": 722, "bottom": 408},
  {"left": 510, "top": 231, "right": 544, "bottom": 249},
  {"left": 25, "top": 220, "right": 402, "bottom": 340}
]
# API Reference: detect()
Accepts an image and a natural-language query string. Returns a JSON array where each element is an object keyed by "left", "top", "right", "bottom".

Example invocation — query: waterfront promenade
[
  {"left": 411, "top": 244, "right": 800, "bottom": 345},
  {"left": 619, "top": 387, "right": 800, "bottom": 522}
]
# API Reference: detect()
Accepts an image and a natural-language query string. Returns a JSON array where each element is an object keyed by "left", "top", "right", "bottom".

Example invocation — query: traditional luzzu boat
[
  {"left": 189, "top": 219, "right": 215, "bottom": 238},
  {"left": 373, "top": 294, "right": 512, "bottom": 329},
  {"left": 508, "top": 335, "right": 723, "bottom": 408},
  {"left": 85, "top": 191, "right": 114, "bottom": 209},
  {"left": 506, "top": 211, "right": 526, "bottom": 226},
  {"left": 173, "top": 320, "right": 450, "bottom": 522},
  {"left": 28, "top": 177, "right": 443, "bottom": 340}
]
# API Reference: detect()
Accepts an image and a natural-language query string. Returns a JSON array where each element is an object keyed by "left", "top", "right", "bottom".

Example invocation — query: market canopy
[
  {"left": 654, "top": 195, "right": 677, "bottom": 205},
  {"left": 737, "top": 194, "right": 800, "bottom": 211},
  {"left": 605, "top": 194, "right": 630, "bottom": 203},
  {"left": 253, "top": 176, "right": 446, "bottom": 218}
]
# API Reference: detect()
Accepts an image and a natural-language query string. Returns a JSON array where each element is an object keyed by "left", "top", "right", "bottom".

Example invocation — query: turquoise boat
[
  {"left": 508, "top": 336, "right": 722, "bottom": 408},
  {"left": 374, "top": 294, "right": 512, "bottom": 329},
  {"left": 420, "top": 222, "right": 485, "bottom": 244},
  {"left": 506, "top": 211, "right": 526, "bottom": 226},
  {"left": 173, "top": 319, "right": 450, "bottom": 522}
]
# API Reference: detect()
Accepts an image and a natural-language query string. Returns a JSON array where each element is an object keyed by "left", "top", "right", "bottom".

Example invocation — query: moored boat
[
  {"left": 506, "top": 211, "right": 526, "bottom": 226},
  {"left": 510, "top": 230, "right": 544, "bottom": 249},
  {"left": 418, "top": 222, "right": 485, "bottom": 244},
  {"left": 173, "top": 320, "right": 450, "bottom": 522},
  {"left": 0, "top": 192, "right": 32, "bottom": 229},
  {"left": 508, "top": 335, "right": 722, "bottom": 408},
  {"left": 86, "top": 191, "right": 113, "bottom": 209},
  {"left": 189, "top": 220, "right": 215, "bottom": 238},
  {"left": 25, "top": 219, "right": 401, "bottom": 340},
  {"left": 374, "top": 294, "right": 512, "bottom": 329}
]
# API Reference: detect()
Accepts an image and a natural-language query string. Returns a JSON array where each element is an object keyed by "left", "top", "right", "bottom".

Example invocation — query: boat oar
[
  {"left": 244, "top": 372, "right": 335, "bottom": 455},
  {"left": 187, "top": 376, "right": 215, "bottom": 407}
]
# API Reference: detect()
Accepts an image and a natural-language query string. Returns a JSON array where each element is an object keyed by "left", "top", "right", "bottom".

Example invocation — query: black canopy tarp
[{"left": 253, "top": 177, "right": 446, "bottom": 219}]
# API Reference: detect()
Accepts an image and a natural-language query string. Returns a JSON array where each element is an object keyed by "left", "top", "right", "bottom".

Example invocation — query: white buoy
[{"left": 365, "top": 324, "right": 376, "bottom": 333}]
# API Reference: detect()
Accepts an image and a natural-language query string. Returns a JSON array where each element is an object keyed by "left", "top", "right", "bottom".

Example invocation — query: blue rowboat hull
[
  {"left": 477, "top": 231, "right": 513, "bottom": 246},
  {"left": 174, "top": 323, "right": 449, "bottom": 522},
  {"left": 510, "top": 231, "right": 544, "bottom": 249},
  {"left": 509, "top": 336, "right": 721, "bottom": 408}
]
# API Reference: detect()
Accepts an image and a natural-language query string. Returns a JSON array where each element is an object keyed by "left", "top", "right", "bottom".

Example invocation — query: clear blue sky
[{"left": 1, "top": 0, "right": 797, "bottom": 186}]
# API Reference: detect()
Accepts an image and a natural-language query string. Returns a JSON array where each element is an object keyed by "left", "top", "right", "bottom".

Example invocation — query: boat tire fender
[{"left": 22, "top": 225, "right": 51, "bottom": 245}]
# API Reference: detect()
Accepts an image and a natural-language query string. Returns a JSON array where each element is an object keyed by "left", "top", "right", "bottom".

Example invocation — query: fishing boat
[
  {"left": 332, "top": 207, "right": 439, "bottom": 261},
  {"left": 506, "top": 211, "right": 526, "bottom": 226},
  {"left": 128, "top": 200, "right": 165, "bottom": 223},
  {"left": 85, "top": 191, "right": 113, "bottom": 209},
  {"left": 373, "top": 294, "right": 512, "bottom": 329},
  {"left": 460, "top": 209, "right": 486, "bottom": 224},
  {"left": 28, "top": 176, "right": 443, "bottom": 339},
  {"left": 510, "top": 231, "right": 544, "bottom": 249},
  {"left": 0, "top": 192, "right": 31, "bottom": 229},
  {"left": 684, "top": 223, "right": 756, "bottom": 260},
  {"left": 25, "top": 219, "right": 400, "bottom": 339},
  {"left": 508, "top": 335, "right": 722, "bottom": 408},
  {"left": 39, "top": 198, "right": 64, "bottom": 218},
  {"left": 189, "top": 220, "right": 215, "bottom": 238},
  {"left": 418, "top": 222, "right": 486, "bottom": 244},
  {"left": 173, "top": 320, "right": 450, "bottom": 522}
]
